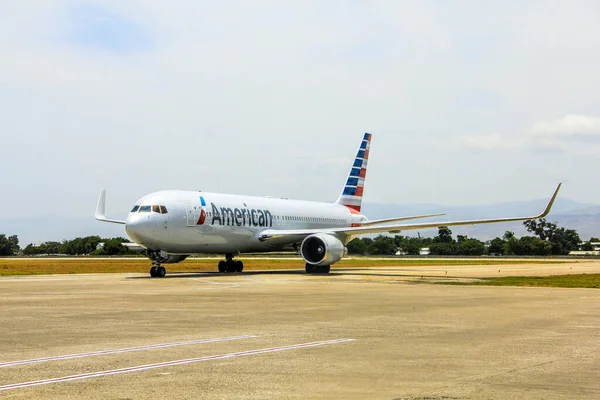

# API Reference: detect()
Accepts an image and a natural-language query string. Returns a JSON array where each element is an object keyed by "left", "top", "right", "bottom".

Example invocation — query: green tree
[
  {"left": 23, "top": 243, "right": 44, "bottom": 255},
  {"left": 523, "top": 218, "right": 554, "bottom": 240},
  {"left": 550, "top": 228, "right": 580, "bottom": 255},
  {"left": 0, "top": 234, "right": 19, "bottom": 256},
  {"left": 43, "top": 241, "right": 61, "bottom": 254},
  {"left": 503, "top": 231, "right": 521, "bottom": 255},
  {"left": 101, "top": 238, "right": 128, "bottom": 255},
  {"left": 456, "top": 238, "right": 485, "bottom": 256},
  {"left": 429, "top": 242, "right": 454, "bottom": 255},
  {"left": 437, "top": 227, "right": 453, "bottom": 244},
  {"left": 523, "top": 219, "right": 581, "bottom": 255},
  {"left": 581, "top": 241, "right": 594, "bottom": 251},
  {"left": 347, "top": 238, "right": 368, "bottom": 255},
  {"left": 487, "top": 237, "right": 505, "bottom": 255},
  {"left": 59, "top": 236, "right": 102, "bottom": 255},
  {"left": 399, "top": 237, "right": 425, "bottom": 255},
  {"left": 368, "top": 235, "right": 397, "bottom": 255},
  {"left": 518, "top": 236, "right": 552, "bottom": 256}
]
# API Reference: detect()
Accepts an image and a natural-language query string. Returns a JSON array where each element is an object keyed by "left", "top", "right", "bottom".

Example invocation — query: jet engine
[{"left": 300, "top": 233, "right": 347, "bottom": 266}]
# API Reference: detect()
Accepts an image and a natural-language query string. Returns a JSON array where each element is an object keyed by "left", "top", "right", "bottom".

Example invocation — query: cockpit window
[{"left": 136, "top": 205, "right": 168, "bottom": 213}]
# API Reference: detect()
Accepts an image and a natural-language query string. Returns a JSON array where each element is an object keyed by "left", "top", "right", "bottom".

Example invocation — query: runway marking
[
  {"left": 0, "top": 338, "right": 355, "bottom": 392},
  {"left": 189, "top": 279, "right": 241, "bottom": 288},
  {"left": 0, "top": 335, "right": 256, "bottom": 369}
]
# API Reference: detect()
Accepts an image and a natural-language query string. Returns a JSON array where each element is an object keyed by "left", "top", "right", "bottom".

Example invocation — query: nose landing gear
[
  {"left": 218, "top": 253, "right": 243, "bottom": 273},
  {"left": 150, "top": 265, "right": 166, "bottom": 278},
  {"left": 148, "top": 250, "right": 167, "bottom": 278}
]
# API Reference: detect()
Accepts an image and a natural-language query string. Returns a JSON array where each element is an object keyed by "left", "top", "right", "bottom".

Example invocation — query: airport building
[{"left": 569, "top": 242, "right": 600, "bottom": 256}]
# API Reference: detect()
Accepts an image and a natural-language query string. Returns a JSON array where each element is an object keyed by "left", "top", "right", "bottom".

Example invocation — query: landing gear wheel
[
  {"left": 150, "top": 266, "right": 157, "bottom": 277},
  {"left": 235, "top": 260, "right": 244, "bottom": 272},
  {"left": 156, "top": 266, "right": 166, "bottom": 278},
  {"left": 225, "top": 261, "right": 237, "bottom": 273},
  {"left": 218, "top": 254, "right": 244, "bottom": 273},
  {"left": 305, "top": 264, "right": 330, "bottom": 274}
]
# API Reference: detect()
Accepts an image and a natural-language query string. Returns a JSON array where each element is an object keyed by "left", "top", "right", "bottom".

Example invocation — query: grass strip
[
  {"left": 437, "top": 274, "right": 600, "bottom": 289},
  {"left": 0, "top": 257, "right": 568, "bottom": 276}
]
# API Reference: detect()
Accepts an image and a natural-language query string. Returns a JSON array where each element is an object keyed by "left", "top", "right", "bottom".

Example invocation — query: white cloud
[
  {"left": 458, "top": 114, "right": 600, "bottom": 154},
  {"left": 529, "top": 115, "right": 600, "bottom": 137},
  {"left": 458, "top": 134, "right": 517, "bottom": 151}
]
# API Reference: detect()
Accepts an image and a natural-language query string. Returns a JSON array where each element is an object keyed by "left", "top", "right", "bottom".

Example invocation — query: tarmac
[{"left": 1, "top": 261, "right": 600, "bottom": 399}]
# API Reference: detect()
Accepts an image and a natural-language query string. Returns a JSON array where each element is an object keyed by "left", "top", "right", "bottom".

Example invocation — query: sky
[{"left": 1, "top": 0, "right": 600, "bottom": 225}]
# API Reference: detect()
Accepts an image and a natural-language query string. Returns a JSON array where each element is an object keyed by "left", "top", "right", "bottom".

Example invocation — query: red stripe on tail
[{"left": 345, "top": 205, "right": 362, "bottom": 213}]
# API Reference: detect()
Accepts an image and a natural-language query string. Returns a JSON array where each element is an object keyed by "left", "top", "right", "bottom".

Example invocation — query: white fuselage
[{"left": 125, "top": 190, "right": 367, "bottom": 254}]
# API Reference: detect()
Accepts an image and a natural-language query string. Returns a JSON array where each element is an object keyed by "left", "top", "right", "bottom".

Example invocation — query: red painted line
[
  {"left": 0, "top": 335, "right": 256, "bottom": 368},
  {"left": 0, "top": 339, "right": 355, "bottom": 391}
]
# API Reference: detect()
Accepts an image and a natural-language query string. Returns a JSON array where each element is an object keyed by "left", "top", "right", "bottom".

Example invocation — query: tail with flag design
[{"left": 335, "top": 133, "right": 371, "bottom": 212}]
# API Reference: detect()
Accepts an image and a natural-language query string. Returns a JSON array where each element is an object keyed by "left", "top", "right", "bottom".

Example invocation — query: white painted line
[
  {"left": 0, "top": 338, "right": 355, "bottom": 392},
  {"left": 189, "top": 279, "right": 241, "bottom": 288},
  {"left": 0, "top": 335, "right": 257, "bottom": 368}
]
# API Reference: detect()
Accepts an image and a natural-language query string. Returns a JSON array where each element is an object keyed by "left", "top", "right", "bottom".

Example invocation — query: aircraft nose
[{"left": 125, "top": 214, "right": 149, "bottom": 244}]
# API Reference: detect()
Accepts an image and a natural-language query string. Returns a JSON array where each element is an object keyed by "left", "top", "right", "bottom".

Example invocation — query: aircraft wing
[
  {"left": 360, "top": 213, "right": 445, "bottom": 226},
  {"left": 258, "top": 184, "right": 561, "bottom": 243}
]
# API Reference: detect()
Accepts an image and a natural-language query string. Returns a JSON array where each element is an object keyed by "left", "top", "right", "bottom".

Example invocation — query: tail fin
[{"left": 335, "top": 132, "right": 372, "bottom": 212}]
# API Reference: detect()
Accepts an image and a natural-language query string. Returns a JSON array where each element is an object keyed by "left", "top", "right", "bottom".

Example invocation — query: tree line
[
  {"left": 0, "top": 218, "right": 595, "bottom": 257},
  {"left": 346, "top": 229, "right": 487, "bottom": 256},
  {"left": 0, "top": 235, "right": 134, "bottom": 256},
  {"left": 348, "top": 219, "right": 587, "bottom": 256}
]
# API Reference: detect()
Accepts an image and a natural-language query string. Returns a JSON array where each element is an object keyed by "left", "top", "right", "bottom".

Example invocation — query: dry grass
[
  {"left": 437, "top": 274, "right": 600, "bottom": 289},
  {"left": 0, "top": 257, "right": 567, "bottom": 276}
]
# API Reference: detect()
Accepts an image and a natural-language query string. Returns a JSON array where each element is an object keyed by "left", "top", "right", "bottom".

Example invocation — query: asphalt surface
[{"left": 1, "top": 262, "right": 599, "bottom": 399}]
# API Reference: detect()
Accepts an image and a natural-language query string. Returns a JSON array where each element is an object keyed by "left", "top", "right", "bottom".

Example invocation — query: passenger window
[
  {"left": 160, "top": 205, "right": 168, "bottom": 214},
  {"left": 131, "top": 205, "right": 140, "bottom": 213},
  {"left": 139, "top": 205, "right": 151, "bottom": 212},
  {"left": 152, "top": 205, "right": 160, "bottom": 213}
]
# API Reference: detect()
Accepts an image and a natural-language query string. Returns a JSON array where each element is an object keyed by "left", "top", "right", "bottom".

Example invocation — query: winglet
[
  {"left": 95, "top": 190, "right": 126, "bottom": 224},
  {"left": 534, "top": 183, "right": 561, "bottom": 219},
  {"left": 95, "top": 189, "right": 107, "bottom": 220}
]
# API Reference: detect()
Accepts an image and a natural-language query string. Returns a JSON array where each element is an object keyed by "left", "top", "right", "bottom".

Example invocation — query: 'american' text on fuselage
[{"left": 210, "top": 203, "right": 273, "bottom": 227}]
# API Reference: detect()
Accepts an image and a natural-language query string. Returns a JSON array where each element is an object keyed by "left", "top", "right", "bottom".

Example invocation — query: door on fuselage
[{"left": 185, "top": 203, "right": 199, "bottom": 227}]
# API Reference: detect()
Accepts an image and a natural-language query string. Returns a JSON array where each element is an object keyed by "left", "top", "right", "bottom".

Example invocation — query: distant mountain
[
  {"left": 1, "top": 197, "right": 599, "bottom": 247},
  {"left": 361, "top": 197, "right": 600, "bottom": 241}
]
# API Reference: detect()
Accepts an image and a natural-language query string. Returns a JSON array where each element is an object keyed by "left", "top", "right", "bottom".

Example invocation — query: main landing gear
[
  {"left": 218, "top": 253, "right": 243, "bottom": 273},
  {"left": 305, "top": 263, "right": 330, "bottom": 274}
]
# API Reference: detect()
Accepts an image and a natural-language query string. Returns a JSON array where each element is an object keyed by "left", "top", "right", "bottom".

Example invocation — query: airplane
[{"left": 96, "top": 133, "right": 561, "bottom": 278}]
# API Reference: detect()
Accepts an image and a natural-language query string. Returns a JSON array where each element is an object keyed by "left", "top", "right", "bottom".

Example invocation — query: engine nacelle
[{"left": 300, "top": 233, "right": 347, "bottom": 266}]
